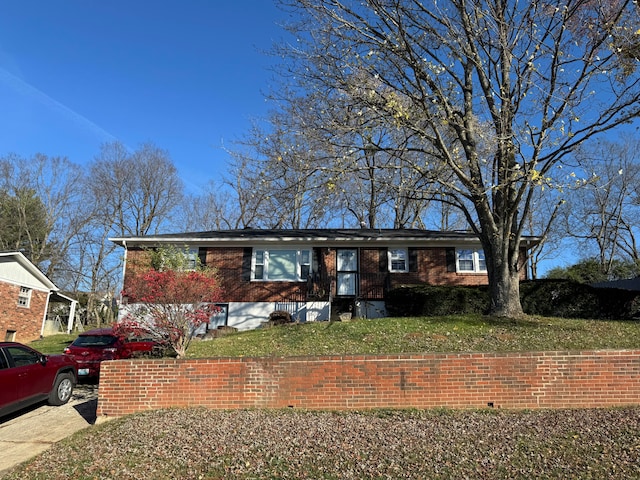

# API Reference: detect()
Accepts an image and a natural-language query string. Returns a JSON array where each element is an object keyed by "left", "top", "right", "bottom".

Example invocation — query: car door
[
  {"left": 4, "top": 345, "right": 51, "bottom": 402},
  {"left": 0, "top": 348, "right": 18, "bottom": 410}
]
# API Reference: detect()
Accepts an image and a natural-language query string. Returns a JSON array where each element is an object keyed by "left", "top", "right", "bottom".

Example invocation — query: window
[
  {"left": 388, "top": 248, "right": 409, "bottom": 272},
  {"left": 0, "top": 350, "right": 8, "bottom": 369},
  {"left": 152, "top": 246, "right": 200, "bottom": 271},
  {"left": 456, "top": 248, "right": 487, "bottom": 273},
  {"left": 4, "top": 330, "right": 16, "bottom": 342},
  {"left": 17, "top": 287, "right": 31, "bottom": 308},
  {"left": 185, "top": 247, "right": 199, "bottom": 270},
  {"left": 6, "top": 345, "right": 40, "bottom": 367},
  {"left": 252, "top": 249, "right": 312, "bottom": 281}
]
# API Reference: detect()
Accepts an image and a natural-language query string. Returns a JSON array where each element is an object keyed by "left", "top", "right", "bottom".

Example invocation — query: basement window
[{"left": 4, "top": 330, "right": 16, "bottom": 342}]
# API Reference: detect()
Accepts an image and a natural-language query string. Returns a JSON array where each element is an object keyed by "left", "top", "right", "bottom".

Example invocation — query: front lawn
[
  {"left": 185, "top": 315, "right": 640, "bottom": 358},
  {"left": 32, "top": 315, "right": 640, "bottom": 358}
]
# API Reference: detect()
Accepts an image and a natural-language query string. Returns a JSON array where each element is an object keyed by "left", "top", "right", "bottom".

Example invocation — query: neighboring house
[
  {"left": 0, "top": 252, "right": 77, "bottom": 343},
  {"left": 591, "top": 277, "right": 640, "bottom": 291},
  {"left": 111, "top": 229, "right": 539, "bottom": 331}
]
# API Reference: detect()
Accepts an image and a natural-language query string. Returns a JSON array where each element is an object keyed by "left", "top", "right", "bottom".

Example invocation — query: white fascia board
[
  {"left": 0, "top": 251, "right": 58, "bottom": 291},
  {"left": 110, "top": 233, "right": 541, "bottom": 250}
]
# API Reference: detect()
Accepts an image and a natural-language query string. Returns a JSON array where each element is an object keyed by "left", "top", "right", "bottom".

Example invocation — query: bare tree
[
  {"left": 562, "top": 136, "right": 640, "bottom": 274},
  {"left": 79, "top": 141, "right": 184, "bottom": 324},
  {"left": 226, "top": 109, "right": 340, "bottom": 229},
  {"left": 231, "top": 87, "right": 445, "bottom": 229},
  {"left": 90, "top": 141, "right": 184, "bottom": 237},
  {"left": 0, "top": 154, "right": 88, "bottom": 281},
  {"left": 273, "top": 0, "right": 640, "bottom": 316},
  {"left": 178, "top": 185, "right": 238, "bottom": 231}
]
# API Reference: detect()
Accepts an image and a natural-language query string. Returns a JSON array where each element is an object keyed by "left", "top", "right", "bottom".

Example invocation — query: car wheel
[{"left": 48, "top": 373, "right": 74, "bottom": 406}]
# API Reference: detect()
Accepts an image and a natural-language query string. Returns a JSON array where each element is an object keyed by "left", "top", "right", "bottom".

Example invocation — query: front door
[{"left": 336, "top": 249, "right": 358, "bottom": 296}]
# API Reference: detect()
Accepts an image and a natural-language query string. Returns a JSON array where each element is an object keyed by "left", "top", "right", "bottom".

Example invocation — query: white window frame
[
  {"left": 17, "top": 286, "right": 32, "bottom": 308},
  {"left": 252, "top": 248, "right": 312, "bottom": 282},
  {"left": 185, "top": 247, "right": 199, "bottom": 271},
  {"left": 456, "top": 248, "right": 487, "bottom": 273},
  {"left": 388, "top": 248, "right": 409, "bottom": 273}
]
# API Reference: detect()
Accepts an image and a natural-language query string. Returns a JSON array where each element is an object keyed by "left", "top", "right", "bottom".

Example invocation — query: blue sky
[{"left": 0, "top": 1, "right": 287, "bottom": 191}]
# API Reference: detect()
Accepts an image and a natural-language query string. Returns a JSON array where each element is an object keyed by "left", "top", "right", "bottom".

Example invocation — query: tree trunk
[{"left": 485, "top": 237, "right": 524, "bottom": 318}]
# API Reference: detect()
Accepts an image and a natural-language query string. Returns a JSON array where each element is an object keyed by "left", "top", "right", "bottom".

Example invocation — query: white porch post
[{"left": 67, "top": 300, "right": 78, "bottom": 334}]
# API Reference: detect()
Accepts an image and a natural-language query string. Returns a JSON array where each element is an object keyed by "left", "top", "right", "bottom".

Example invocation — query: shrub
[
  {"left": 521, "top": 279, "right": 640, "bottom": 319},
  {"left": 386, "top": 280, "right": 640, "bottom": 319},
  {"left": 385, "top": 285, "right": 489, "bottom": 317},
  {"left": 268, "top": 310, "right": 293, "bottom": 325},
  {"left": 519, "top": 279, "right": 599, "bottom": 318}
]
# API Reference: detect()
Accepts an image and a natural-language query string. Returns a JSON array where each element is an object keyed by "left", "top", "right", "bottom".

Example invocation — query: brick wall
[
  {"left": 124, "top": 245, "right": 527, "bottom": 305},
  {"left": 0, "top": 282, "right": 48, "bottom": 343},
  {"left": 97, "top": 350, "right": 640, "bottom": 419}
]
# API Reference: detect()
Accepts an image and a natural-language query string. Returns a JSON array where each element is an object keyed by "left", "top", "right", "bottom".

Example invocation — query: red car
[
  {"left": 0, "top": 342, "right": 77, "bottom": 418},
  {"left": 64, "top": 327, "right": 161, "bottom": 380}
]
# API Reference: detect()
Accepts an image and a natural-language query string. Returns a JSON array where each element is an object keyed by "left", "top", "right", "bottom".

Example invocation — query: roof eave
[{"left": 0, "top": 251, "right": 58, "bottom": 291}]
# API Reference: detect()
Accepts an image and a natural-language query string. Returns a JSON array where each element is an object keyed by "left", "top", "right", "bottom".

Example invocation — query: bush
[
  {"left": 386, "top": 280, "right": 640, "bottom": 319},
  {"left": 519, "top": 279, "right": 599, "bottom": 318},
  {"left": 385, "top": 285, "right": 490, "bottom": 317},
  {"left": 268, "top": 310, "right": 293, "bottom": 325},
  {"left": 521, "top": 279, "right": 640, "bottom": 319}
]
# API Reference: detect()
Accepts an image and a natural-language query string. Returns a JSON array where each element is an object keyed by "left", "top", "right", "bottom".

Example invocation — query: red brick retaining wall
[{"left": 96, "top": 351, "right": 640, "bottom": 419}]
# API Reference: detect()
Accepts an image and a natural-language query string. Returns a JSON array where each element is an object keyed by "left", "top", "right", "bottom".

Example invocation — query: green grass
[
  {"left": 30, "top": 315, "right": 640, "bottom": 358},
  {"left": 185, "top": 315, "right": 640, "bottom": 358},
  {"left": 28, "top": 333, "right": 76, "bottom": 354}
]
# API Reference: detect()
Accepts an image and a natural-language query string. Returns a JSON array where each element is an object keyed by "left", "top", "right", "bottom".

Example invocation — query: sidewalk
[{"left": 0, "top": 385, "right": 98, "bottom": 477}]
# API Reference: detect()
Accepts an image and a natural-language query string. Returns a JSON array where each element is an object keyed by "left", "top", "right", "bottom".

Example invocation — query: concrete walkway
[{"left": 0, "top": 384, "right": 98, "bottom": 477}]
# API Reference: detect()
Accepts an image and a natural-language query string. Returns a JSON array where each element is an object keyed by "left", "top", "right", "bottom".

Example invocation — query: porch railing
[{"left": 215, "top": 269, "right": 393, "bottom": 302}]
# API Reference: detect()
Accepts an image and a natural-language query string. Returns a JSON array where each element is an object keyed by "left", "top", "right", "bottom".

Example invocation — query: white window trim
[
  {"left": 18, "top": 286, "right": 32, "bottom": 308},
  {"left": 456, "top": 248, "right": 487, "bottom": 273},
  {"left": 185, "top": 247, "right": 199, "bottom": 271},
  {"left": 388, "top": 248, "right": 409, "bottom": 273},
  {"left": 252, "top": 248, "right": 312, "bottom": 282}
]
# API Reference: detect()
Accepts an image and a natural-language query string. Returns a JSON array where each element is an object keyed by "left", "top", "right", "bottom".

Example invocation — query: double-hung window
[
  {"left": 185, "top": 247, "right": 199, "bottom": 270},
  {"left": 388, "top": 248, "right": 409, "bottom": 272},
  {"left": 252, "top": 249, "right": 311, "bottom": 281},
  {"left": 456, "top": 249, "right": 486, "bottom": 273},
  {"left": 17, "top": 286, "right": 31, "bottom": 308}
]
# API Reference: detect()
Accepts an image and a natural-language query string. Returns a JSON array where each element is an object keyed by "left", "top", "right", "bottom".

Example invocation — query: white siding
[{"left": 0, "top": 258, "right": 51, "bottom": 292}]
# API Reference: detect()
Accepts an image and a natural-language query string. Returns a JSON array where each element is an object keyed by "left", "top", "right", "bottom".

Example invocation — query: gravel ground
[{"left": 4, "top": 407, "right": 640, "bottom": 479}]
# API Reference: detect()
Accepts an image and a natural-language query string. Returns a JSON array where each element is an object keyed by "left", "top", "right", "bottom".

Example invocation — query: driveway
[{"left": 0, "top": 384, "right": 98, "bottom": 477}]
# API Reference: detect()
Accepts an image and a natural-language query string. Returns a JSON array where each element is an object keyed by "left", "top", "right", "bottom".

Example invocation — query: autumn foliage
[{"left": 118, "top": 267, "right": 223, "bottom": 358}]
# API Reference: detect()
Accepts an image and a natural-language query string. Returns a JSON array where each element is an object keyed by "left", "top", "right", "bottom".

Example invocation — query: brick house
[
  {"left": 111, "top": 229, "right": 539, "bottom": 331},
  {"left": 0, "top": 251, "right": 76, "bottom": 343}
]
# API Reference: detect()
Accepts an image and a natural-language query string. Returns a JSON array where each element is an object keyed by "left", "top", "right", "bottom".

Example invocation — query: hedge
[{"left": 385, "top": 279, "right": 640, "bottom": 319}]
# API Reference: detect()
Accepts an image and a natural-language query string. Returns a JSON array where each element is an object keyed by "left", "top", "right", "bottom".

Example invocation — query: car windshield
[{"left": 72, "top": 335, "right": 118, "bottom": 347}]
